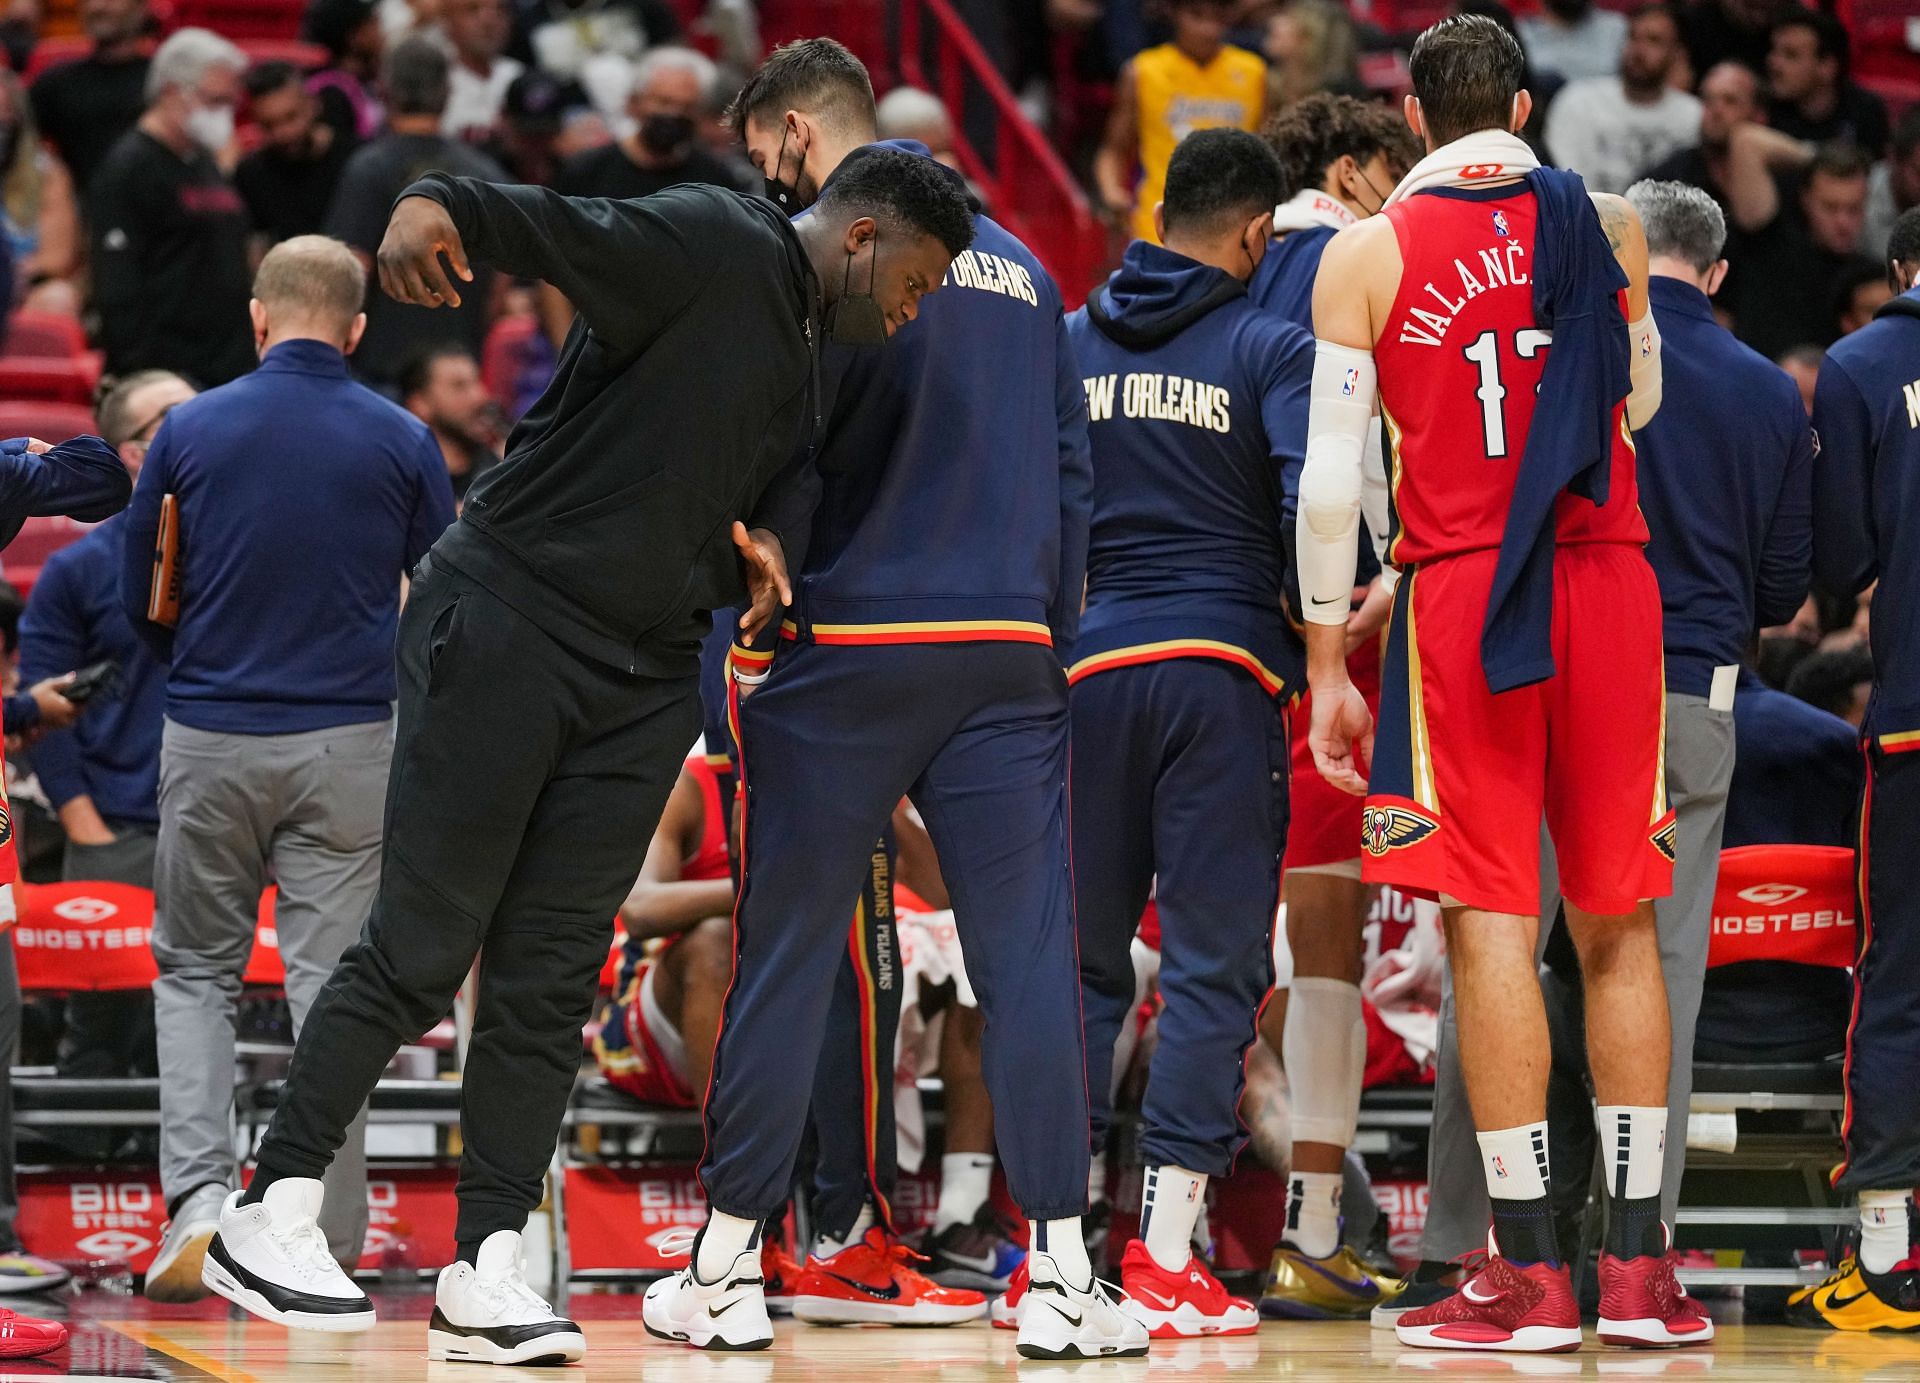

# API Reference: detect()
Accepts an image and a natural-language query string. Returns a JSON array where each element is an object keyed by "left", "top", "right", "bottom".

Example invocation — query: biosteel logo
[{"left": 1737, "top": 883, "right": 1809, "bottom": 906}]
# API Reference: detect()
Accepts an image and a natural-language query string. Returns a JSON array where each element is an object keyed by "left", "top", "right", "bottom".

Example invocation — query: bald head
[{"left": 251, "top": 235, "right": 367, "bottom": 352}]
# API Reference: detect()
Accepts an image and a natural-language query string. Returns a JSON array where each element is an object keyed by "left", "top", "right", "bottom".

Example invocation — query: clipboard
[{"left": 147, "top": 493, "right": 180, "bottom": 628}]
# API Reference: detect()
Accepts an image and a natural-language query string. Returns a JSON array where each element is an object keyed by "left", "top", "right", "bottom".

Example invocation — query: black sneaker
[
  {"left": 1369, "top": 1258, "right": 1463, "bottom": 1327},
  {"left": 919, "top": 1210, "right": 1025, "bottom": 1293}
]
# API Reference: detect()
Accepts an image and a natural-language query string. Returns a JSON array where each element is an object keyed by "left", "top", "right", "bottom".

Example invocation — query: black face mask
[
  {"left": 823, "top": 233, "right": 888, "bottom": 347},
  {"left": 763, "top": 124, "right": 808, "bottom": 213},
  {"left": 639, "top": 112, "right": 694, "bottom": 157}
]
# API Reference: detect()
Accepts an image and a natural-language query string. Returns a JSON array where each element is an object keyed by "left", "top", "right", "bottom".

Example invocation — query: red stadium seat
[
  {"left": 4, "top": 310, "right": 88, "bottom": 361},
  {"left": 0, "top": 357, "right": 99, "bottom": 404},
  {"left": 234, "top": 38, "right": 330, "bottom": 68},
  {"left": 0, "top": 401, "right": 97, "bottom": 442},
  {"left": 1706, "top": 843, "right": 1857, "bottom": 971},
  {"left": 172, "top": 0, "right": 309, "bottom": 41},
  {"left": 3, "top": 514, "right": 94, "bottom": 591}
]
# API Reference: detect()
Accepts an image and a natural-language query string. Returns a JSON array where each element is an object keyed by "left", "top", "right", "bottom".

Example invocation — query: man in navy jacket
[
  {"left": 652, "top": 40, "right": 1136, "bottom": 1360},
  {"left": 119, "top": 236, "right": 454, "bottom": 1304},
  {"left": 1791, "top": 205, "right": 1920, "bottom": 1332}
]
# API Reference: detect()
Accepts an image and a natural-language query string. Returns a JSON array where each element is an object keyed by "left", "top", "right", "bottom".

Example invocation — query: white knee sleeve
[{"left": 1282, "top": 976, "right": 1366, "bottom": 1148}]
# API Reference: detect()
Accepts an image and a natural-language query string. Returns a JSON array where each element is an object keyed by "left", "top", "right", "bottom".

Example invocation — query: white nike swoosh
[
  {"left": 1135, "top": 1287, "right": 1178, "bottom": 1308},
  {"left": 940, "top": 1248, "right": 1000, "bottom": 1273},
  {"left": 1462, "top": 1281, "right": 1501, "bottom": 1305}
]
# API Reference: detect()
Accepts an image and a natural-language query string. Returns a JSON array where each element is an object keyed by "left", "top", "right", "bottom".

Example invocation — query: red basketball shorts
[
  {"left": 1363, "top": 544, "right": 1675, "bottom": 917},
  {"left": 1284, "top": 635, "right": 1382, "bottom": 875}
]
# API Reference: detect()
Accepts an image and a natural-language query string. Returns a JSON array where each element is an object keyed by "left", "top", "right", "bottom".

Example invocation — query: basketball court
[{"left": 10, "top": 1291, "right": 1915, "bottom": 1382}]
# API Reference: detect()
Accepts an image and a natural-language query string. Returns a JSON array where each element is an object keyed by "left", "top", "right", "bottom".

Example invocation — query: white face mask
[{"left": 184, "top": 101, "right": 234, "bottom": 153}]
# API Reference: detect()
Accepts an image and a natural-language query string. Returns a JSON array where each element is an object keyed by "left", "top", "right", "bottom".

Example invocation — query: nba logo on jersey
[
  {"left": 1492, "top": 210, "right": 1511, "bottom": 237},
  {"left": 1342, "top": 367, "right": 1361, "bottom": 397}
]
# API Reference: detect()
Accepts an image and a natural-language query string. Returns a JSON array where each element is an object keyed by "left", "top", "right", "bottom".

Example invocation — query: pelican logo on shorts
[
  {"left": 1362, "top": 804, "right": 1438, "bottom": 857},
  {"left": 1652, "top": 820, "right": 1678, "bottom": 863},
  {"left": 1492, "top": 210, "right": 1511, "bottom": 237},
  {"left": 0, "top": 798, "right": 14, "bottom": 848}
]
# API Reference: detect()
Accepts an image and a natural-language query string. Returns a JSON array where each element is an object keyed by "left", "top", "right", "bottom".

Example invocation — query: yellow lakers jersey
[{"left": 1131, "top": 43, "right": 1267, "bottom": 243}]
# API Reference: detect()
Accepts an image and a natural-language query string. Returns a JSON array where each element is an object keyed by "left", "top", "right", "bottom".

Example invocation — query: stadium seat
[
  {"left": 4, "top": 310, "right": 89, "bottom": 361},
  {"left": 1674, "top": 844, "right": 1857, "bottom": 1290},
  {"left": 2, "top": 514, "right": 92, "bottom": 592},
  {"left": 0, "top": 356, "right": 100, "bottom": 405},
  {"left": 0, "top": 401, "right": 97, "bottom": 443}
]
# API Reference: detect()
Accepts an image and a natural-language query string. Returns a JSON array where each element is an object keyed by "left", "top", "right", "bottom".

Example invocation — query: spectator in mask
[
  {"left": 30, "top": 0, "right": 154, "bottom": 195},
  {"left": 235, "top": 62, "right": 355, "bottom": 247},
  {"left": 1517, "top": 0, "right": 1627, "bottom": 83},
  {"left": 88, "top": 28, "right": 254, "bottom": 386},
  {"left": 540, "top": 46, "right": 737, "bottom": 344},
  {"left": 399, "top": 344, "right": 500, "bottom": 503}
]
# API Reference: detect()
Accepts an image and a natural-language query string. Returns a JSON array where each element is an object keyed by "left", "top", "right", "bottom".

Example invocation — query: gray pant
[
  {"left": 1420, "top": 692, "right": 1735, "bottom": 1260},
  {"left": 153, "top": 718, "right": 389, "bottom": 1264}
]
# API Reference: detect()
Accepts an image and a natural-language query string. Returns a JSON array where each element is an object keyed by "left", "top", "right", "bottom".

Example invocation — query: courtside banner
[
  {"left": 1706, "top": 844, "right": 1856, "bottom": 970},
  {"left": 564, "top": 1165, "right": 708, "bottom": 1271},
  {"left": 355, "top": 1166, "right": 460, "bottom": 1272},
  {"left": 16, "top": 1169, "right": 167, "bottom": 1272}
]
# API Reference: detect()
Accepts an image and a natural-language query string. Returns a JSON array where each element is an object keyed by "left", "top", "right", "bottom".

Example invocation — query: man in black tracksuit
[{"left": 203, "top": 152, "right": 973, "bottom": 1355}]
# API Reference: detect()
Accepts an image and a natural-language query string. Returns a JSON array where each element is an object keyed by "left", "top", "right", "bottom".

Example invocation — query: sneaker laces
[
  {"left": 266, "top": 1215, "right": 343, "bottom": 1286},
  {"left": 478, "top": 1262, "right": 556, "bottom": 1323},
  {"left": 653, "top": 1227, "right": 699, "bottom": 1262}
]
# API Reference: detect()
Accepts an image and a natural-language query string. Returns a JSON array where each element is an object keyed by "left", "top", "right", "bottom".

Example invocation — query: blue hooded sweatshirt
[
  {"left": 762, "top": 141, "right": 1091, "bottom": 657},
  {"left": 1813, "top": 285, "right": 1920, "bottom": 749},
  {"left": 1065, "top": 240, "right": 1313, "bottom": 696},
  {"left": 1247, "top": 224, "right": 1336, "bottom": 330}
]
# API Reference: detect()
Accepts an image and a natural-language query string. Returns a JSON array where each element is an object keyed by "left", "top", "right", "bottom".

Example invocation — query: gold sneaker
[
  {"left": 1259, "top": 1242, "right": 1406, "bottom": 1320},
  {"left": 1787, "top": 1257, "right": 1920, "bottom": 1332}
]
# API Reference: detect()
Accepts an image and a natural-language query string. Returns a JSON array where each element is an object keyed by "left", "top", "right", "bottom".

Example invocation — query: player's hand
[
  {"left": 378, "top": 197, "right": 474, "bottom": 309},
  {"left": 28, "top": 673, "right": 81, "bottom": 731},
  {"left": 1308, "top": 679, "right": 1373, "bottom": 797},
  {"left": 732, "top": 522, "right": 791, "bottom": 647},
  {"left": 1345, "top": 578, "right": 1393, "bottom": 654},
  {"left": 23, "top": 437, "right": 50, "bottom": 454}
]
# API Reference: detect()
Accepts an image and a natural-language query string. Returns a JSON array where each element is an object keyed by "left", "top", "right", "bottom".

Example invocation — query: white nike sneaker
[
  {"left": 201, "top": 1180, "right": 375, "bottom": 1332},
  {"left": 1016, "top": 1251, "right": 1150, "bottom": 1360},
  {"left": 145, "top": 1183, "right": 227, "bottom": 1304},
  {"left": 642, "top": 1242, "right": 774, "bottom": 1351},
  {"left": 428, "top": 1230, "right": 585, "bottom": 1365}
]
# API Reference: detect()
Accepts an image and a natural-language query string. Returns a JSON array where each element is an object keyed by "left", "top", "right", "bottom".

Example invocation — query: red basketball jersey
[
  {"left": 1374, "top": 185, "right": 1647, "bottom": 569},
  {"left": 682, "top": 755, "right": 732, "bottom": 883}
]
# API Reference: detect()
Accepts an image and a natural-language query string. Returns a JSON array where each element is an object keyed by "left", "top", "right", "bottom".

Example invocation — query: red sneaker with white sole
[
  {"left": 1598, "top": 1247, "right": 1714, "bottom": 1347},
  {"left": 1395, "top": 1235, "right": 1581, "bottom": 1354},
  {"left": 1118, "top": 1239, "right": 1258, "bottom": 1339},
  {"left": 762, "top": 1238, "right": 802, "bottom": 1317},
  {"left": 792, "top": 1227, "right": 988, "bottom": 1326},
  {"left": 0, "top": 1309, "right": 67, "bottom": 1359},
  {"left": 992, "top": 1259, "right": 1026, "bottom": 1330}
]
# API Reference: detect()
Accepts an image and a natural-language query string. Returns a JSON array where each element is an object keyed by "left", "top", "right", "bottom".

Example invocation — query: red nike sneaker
[
  {"left": 1118, "top": 1239, "right": 1258, "bottom": 1338},
  {"left": 791, "top": 1227, "right": 988, "bottom": 1326},
  {"left": 1598, "top": 1240, "right": 1715, "bottom": 1348},
  {"left": 761, "top": 1237, "right": 802, "bottom": 1317},
  {"left": 991, "top": 1258, "right": 1027, "bottom": 1330},
  {"left": 0, "top": 1309, "right": 68, "bottom": 1359},
  {"left": 1395, "top": 1234, "right": 1581, "bottom": 1353}
]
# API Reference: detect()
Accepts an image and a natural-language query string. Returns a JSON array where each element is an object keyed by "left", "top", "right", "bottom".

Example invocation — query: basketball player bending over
[{"left": 1297, "top": 15, "right": 1711, "bottom": 1353}]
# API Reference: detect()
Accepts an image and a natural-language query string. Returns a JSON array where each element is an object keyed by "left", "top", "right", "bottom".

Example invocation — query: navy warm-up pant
[
  {"left": 701, "top": 638, "right": 1089, "bottom": 1223},
  {"left": 1836, "top": 742, "right": 1920, "bottom": 1193},
  {"left": 702, "top": 629, "right": 901, "bottom": 1242},
  {"left": 1071, "top": 658, "right": 1288, "bottom": 1176}
]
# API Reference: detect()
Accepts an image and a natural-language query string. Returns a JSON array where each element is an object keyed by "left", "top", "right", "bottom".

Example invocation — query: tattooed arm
[{"left": 1591, "top": 191, "right": 1651, "bottom": 319}]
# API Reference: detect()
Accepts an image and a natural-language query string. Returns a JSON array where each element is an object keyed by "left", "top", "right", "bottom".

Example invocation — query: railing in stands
[{"left": 760, "top": 0, "right": 1109, "bottom": 304}]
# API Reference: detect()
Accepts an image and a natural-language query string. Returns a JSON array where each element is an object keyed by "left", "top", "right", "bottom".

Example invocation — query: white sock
[
  {"left": 812, "top": 1203, "right": 874, "bottom": 1260},
  {"left": 695, "top": 1210, "right": 760, "bottom": 1282},
  {"left": 1031, "top": 1217, "right": 1092, "bottom": 1287},
  {"left": 1477, "top": 1122, "right": 1551, "bottom": 1202},
  {"left": 936, "top": 1153, "right": 995, "bottom": 1232},
  {"left": 1860, "top": 1190, "right": 1911, "bottom": 1275},
  {"left": 1089, "top": 1156, "right": 1107, "bottom": 1207},
  {"left": 1140, "top": 1164, "right": 1207, "bottom": 1272},
  {"left": 1594, "top": 1105, "right": 1666, "bottom": 1200},
  {"left": 1286, "top": 1171, "right": 1343, "bottom": 1259}
]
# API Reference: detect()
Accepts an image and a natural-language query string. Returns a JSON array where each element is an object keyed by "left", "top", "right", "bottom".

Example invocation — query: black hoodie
[{"left": 408, "top": 175, "right": 821, "bottom": 677}]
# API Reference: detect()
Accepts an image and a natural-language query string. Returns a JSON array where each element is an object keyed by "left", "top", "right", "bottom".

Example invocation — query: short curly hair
[
  {"left": 816, "top": 147, "right": 974, "bottom": 257},
  {"left": 1264, "top": 92, "right": 1418, "bottom": 203}
]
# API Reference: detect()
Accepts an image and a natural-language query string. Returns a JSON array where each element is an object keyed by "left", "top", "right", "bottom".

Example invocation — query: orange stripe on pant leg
[
  {"left": 1832, "top": 742, "right": 1874, "bottom": 1187},
  {"left": 846, "top": 887, "right": 892, "bottom": 1231}
]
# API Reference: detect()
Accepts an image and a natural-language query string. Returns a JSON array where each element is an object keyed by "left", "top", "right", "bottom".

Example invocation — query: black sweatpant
[{"left": 255, "top": 555, "right": 701, "bottom": 1243}]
